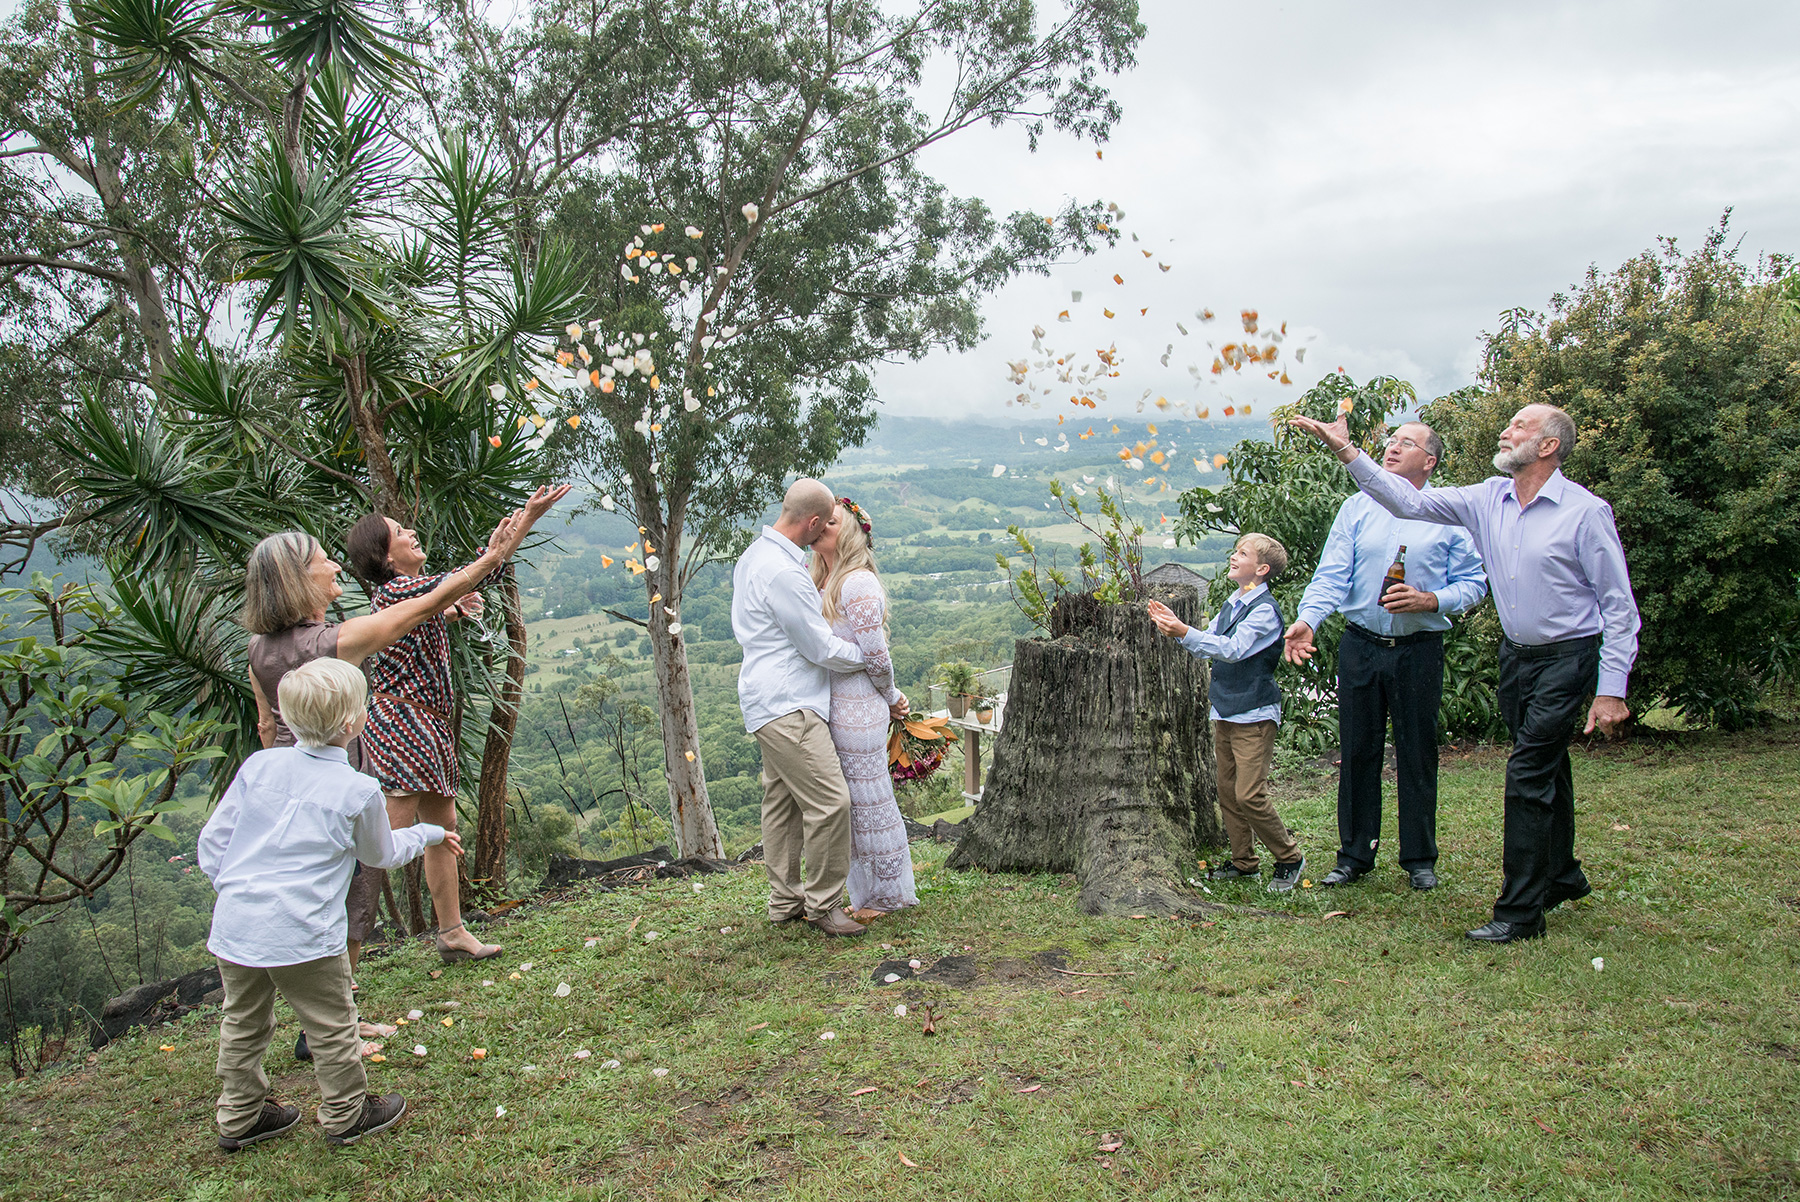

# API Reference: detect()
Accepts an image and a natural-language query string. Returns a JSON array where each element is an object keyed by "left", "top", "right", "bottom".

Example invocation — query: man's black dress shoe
[
  {"left": 1465, "top": 918, "right": 1545, "bottom": 943},
  {"left": 294, "top": 1031, "right": 311, "bottom": 1062},
  {"left": 1320, "top": 866, "right": 1365, "bottom": 887},
  {"left": 1408, "top": 867, "right": 1439, "bottom": 891},
  {"left": 1544, "top": 880, "right": 1592, "bottom": 910}
]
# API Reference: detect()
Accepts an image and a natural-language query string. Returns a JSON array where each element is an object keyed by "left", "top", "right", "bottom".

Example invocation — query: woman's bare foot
[{"left": 360, "top": 1021, "right": 397, "bottom": 1038}]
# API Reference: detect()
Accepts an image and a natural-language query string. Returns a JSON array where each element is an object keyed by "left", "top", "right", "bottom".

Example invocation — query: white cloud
[{"left": 876, "top": 0, "right": 1800, "bottom": 419}]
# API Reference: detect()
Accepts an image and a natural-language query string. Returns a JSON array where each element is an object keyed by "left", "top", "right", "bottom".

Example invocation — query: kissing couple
[{"left": 730, "top": 478, "right": 920, "bottom": 935}]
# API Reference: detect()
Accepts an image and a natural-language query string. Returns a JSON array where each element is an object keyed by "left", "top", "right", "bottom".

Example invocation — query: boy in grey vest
[{"left": 1148, "top": 534, "right": 1307, "bottom": 892}]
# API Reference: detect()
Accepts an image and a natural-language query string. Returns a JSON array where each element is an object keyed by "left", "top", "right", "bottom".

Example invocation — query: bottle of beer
[{"left": 1382, "top": 545, "right": 1407, "bottom": 600}]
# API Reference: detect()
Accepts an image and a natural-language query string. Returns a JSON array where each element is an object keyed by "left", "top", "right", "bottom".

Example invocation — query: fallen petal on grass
[{"left": 555, "top": 982, "right": 572, "bottom": 998}]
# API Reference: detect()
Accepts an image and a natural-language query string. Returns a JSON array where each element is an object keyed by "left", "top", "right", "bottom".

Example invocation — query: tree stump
[{"left": 946, "top": 585, "right": 1222, "bottom": 916}]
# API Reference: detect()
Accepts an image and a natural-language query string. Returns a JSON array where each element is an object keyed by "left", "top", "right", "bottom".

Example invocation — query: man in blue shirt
[
  {"left": 1286, "top": 421, "right": 1488, "bottom": 893},
  {"left": 1293, "top": 404, "right": 1639, "bottom": 943}
]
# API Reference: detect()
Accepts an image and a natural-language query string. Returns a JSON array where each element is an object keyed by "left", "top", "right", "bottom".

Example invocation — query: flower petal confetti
[
  {"left": 741, "top": 202, "right": 759, "bottom": 223},
  {"left": 555, "top": 982, "right": 572, "bottom": 998},
  {"left": 407, "top": 1010, "right": 424, "bottom": 1021},
  {"left": 652, "top": 1067, "right": 670, "bottom": 1078},
  {"left": 413, "top": 1045, "right": 428, "bottom": 1057}
]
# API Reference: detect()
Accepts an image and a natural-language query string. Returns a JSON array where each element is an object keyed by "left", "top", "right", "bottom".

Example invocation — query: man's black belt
[
  {"left": 1345, "top": 623, "right": 1443, "bottom": 648},
  {"left": 1500, "top": 633, "right": 1601, "bottom": 660}
]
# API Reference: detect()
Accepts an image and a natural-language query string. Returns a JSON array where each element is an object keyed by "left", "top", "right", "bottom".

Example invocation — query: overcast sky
[{"left": 875, "top": 0, "right": 1800, "bottom": 422}]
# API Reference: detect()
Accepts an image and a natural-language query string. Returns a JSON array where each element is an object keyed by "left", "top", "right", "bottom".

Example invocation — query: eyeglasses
[{"left": 1385, "top": 435, "right": 1426, "bottom": 452}]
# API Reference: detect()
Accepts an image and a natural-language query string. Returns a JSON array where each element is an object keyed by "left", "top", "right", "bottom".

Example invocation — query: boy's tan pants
[
  {"left": 215, "top": 952, "right": 366, "bottom": 1137},
  {"left": 1213, "top": 719, "right": 1299, "bottom": 871},
  {"left": 754, "top": 709, "right": 853, "bottom": 920}
]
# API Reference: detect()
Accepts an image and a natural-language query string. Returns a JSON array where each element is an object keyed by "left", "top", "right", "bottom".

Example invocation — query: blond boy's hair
[
  {"left": 277, "top": 657, "right": 368, "bottom": 748},
  {"left": 1237, "top": 533, "right": 1289, "bottom": 582}
]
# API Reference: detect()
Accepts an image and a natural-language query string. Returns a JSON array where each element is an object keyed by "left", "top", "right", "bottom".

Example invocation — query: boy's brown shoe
[
  {"left": 325, "top": 1093, "right": 407, "bottom": 1146},
  {"left": 218, "top": 1100, "right": 300, "bottom": 1152}
]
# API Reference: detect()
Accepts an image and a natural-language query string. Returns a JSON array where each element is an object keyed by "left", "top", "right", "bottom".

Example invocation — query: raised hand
[
  {"left": 1146, "top": 598, "right": 1189, "bottom": 638},
  {"left": 1289, "top": 414, "right": 1352, "bottom": 454},
  {"left": 1283, "top": 619, "right": 1315, "bottom": 664},
  {"left": 522, "top": 483, "right": 573, "bottom": 522},
  {"left": 441, "top": 830, "right": 465, "bottom": 857},
  {"left": 450, "top": 591, "right": 485, "bottom": 621}
]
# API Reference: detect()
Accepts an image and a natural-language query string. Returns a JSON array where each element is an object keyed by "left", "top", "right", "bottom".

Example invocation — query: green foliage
[
  {"left": 996, "top": 480, "right": 1144, "bottom": 629},
  {"left": 1423, "top": 217, "right": 1800, "bottom": 729},
  {"left": 1173, "top": 375, "right": 1505, "bottom": 753},
  {"left": 0, "top": 575, "right": 225, "bottom": 969}
]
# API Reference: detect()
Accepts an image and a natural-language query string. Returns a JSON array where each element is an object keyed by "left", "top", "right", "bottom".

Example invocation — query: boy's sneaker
[
  {"left": 1207, "top": 863, "right": 1258, "bottom": 881},
  {"left": 1267, "top": 855, "right": 1307, "bottom": 894},
  {"left": 325, "top": 1093, "right": 407, "bottom": 1146},
  {"left": 218, "top": 1100, "right": 301, "bottom": 1153}
]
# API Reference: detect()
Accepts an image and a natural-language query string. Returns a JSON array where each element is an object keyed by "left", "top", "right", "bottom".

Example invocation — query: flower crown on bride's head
[{"left": 838, "top": 496, "right": 873, "bottom": 544}]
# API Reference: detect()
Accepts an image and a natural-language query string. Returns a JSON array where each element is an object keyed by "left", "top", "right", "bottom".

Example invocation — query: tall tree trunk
[
  {"left": 473, "top": 572, "right": 526, "bottom": 897},
  {"left": 341, "top": 356, "right": 405, "bottom": 518},
  {"left": 647, "top": 558, "right": 722, "bottom": 858},
  {"left": 946, "top": 585, "right": 1223, "bottom": 917}
]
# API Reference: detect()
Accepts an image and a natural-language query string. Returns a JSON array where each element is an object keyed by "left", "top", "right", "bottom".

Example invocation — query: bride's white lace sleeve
[{"left": 840, "top": 571, "right": 905, "bottom": 706}]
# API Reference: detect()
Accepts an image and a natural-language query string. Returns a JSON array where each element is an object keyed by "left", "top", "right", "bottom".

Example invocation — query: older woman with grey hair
[{"left": 241, "top": 484, "right": 569, "bottom": 1056}]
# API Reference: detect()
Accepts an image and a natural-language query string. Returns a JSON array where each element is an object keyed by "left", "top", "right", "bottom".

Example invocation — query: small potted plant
[
  {"left": 974, "top": 693, "right": 995, "bottom": 725},
  {"left": 938, "top": 660, "right": 978, "bottom": 718}
]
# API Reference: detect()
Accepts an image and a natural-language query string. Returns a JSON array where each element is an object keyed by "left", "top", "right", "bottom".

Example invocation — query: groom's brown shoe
[{"left": 807, "top": 911, "right": 868, "bottom": 937}]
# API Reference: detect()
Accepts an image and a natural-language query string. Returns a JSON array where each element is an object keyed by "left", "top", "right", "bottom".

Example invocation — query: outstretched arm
[
  {"left": 1289, "top": 416, "right": 1475, "bottom": 527},
  {"left": 335, "top": 485, "right": 570, "bottom": 665}
]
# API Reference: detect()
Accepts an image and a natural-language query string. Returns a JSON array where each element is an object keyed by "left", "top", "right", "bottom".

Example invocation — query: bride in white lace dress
[{"left": 810, "top": 497, "right": 918, "bottom": 918}]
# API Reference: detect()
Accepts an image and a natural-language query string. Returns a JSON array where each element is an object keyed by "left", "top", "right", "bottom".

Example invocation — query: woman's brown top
[{"left": 247, "top": 619, "right": 364, "bottom": 768}]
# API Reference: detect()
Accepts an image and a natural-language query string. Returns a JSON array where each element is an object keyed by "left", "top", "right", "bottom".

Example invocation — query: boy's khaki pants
[
  {"left": 1213, "top": 719, "right": 1298, "bottom": 871},
  {"left": 754, "top": 709, "right": 852, "bottom": 921},
  {"left": 215, "top": 952, "right": 366, "bottom": 1137}
]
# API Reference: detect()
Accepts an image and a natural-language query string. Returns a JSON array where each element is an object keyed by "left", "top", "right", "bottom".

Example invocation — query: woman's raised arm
[{"left": 333, "top": 486, "right": 570, "bottom": 665}]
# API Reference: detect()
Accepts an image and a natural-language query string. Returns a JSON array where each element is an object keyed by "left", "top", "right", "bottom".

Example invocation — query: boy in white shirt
[{"left": 199, "top": 657, "right": 458, "bottom": 1151}]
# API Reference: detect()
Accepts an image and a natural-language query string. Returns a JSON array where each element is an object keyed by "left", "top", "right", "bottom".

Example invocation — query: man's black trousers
[
  {"left": 1493, "top": 636, "right": 1599, "bottom": 924},
  {"left": 1334, "top": 626, "right": 1443, "bottom": 873}
]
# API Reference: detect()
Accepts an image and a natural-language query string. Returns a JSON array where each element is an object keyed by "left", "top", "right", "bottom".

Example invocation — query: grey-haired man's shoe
[
  {"left": 1321, "top": 865, "right": 1365, "bottom": 887},
  {"left": 218, "top": 1100, "right": 300, "bottom": 1153},
  {"left": 325, "top": 1093, "right": 407, "bottom": 1146},
  {"left": 1408, "top": 867, "right": 1439, "bottom": 891},
  {"left": 1267, "top": 855, "right": 1307, "bottom": 894}
]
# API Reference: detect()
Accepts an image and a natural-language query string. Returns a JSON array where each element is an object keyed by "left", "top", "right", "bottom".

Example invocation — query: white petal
[
  {"left": 487, "top": 383, "right": 506, "bottom": 401},
  {"left": 644, "top": 555, "right": 660, "bottom": 571},
  {"left": 667, "top": 622, "right": 682, "bottom": 634},
  {"left": 600, "top": 495, "right": 616, "bottom": 511},
  {"left": 554, "top": 982, "right": 572, "bottom": 997},
  {"left": 652, "top": 1067, "right": 670, "bottom": 1077},
  {"left": 496, "top": 1105, "right": 507, "bottom": 1117},
  {"left": 741, "top": 202, "right": 759, "bottom": 222}
]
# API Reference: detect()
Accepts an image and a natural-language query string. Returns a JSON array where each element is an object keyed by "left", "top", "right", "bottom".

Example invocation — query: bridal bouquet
[{"left": 888, "top": 712, "right": 957, "bottom": 785}]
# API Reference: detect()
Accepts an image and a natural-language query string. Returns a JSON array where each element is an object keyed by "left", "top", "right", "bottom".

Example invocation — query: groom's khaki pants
[{"left": 754, "top": 709, "right": 852, "bottom": 920}]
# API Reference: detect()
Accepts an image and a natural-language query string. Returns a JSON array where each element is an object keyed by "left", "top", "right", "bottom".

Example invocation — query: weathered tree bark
[
  {"left": 472, "top": 572, "right": 526, "bottom": 896},
  {"left": 946, "top": 585, "right": 1222, "bottom": 917}
]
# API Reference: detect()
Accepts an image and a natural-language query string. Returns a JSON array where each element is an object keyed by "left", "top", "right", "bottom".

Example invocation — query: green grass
[{"left": 6, "top": 727, "right": 1799, "bottom": 1201}]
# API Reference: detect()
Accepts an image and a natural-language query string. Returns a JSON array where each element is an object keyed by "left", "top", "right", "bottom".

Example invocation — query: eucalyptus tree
[{"left": 442, "top": 0, "right": 1147, "bottom": 857}]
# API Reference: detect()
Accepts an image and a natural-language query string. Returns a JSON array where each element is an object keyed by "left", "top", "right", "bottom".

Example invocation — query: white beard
[{"left": 1492, "top": 435, "right": 1542, "bottom": 475}]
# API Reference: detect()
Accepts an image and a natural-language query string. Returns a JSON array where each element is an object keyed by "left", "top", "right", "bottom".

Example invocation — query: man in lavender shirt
[{"left": 1292, "top": 404, "right": 1640, "bottom": 943}]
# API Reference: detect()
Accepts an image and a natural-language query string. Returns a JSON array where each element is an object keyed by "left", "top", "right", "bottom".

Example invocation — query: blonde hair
[
  {"left": 277, "top": 657, "right": 367, "bottom": 748},
  {"left": 243, "top": 532, "right": 332, "bottom": 634},
  {"left": 811, "top": 501, "right": 883, "bottom": 625},
  {"left": 1237, "top": 532, "right": 1289, "bottom": 582}
]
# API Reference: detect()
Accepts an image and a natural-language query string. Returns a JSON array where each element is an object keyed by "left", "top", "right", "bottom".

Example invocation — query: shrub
[{"left": 1422, "top": 217, "right": 1800, "bottom": 728}]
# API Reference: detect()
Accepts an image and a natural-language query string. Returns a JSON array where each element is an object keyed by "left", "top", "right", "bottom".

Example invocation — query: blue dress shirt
[
  {"left": 1346, "top": 455, "right": 1641, "bottom": 698},
  {"left": 1179, "top": 583, "right": 1283, "bottom": 725},
  {"left": 1296, "top": 488, "right": 1488, "bottom": 637}
]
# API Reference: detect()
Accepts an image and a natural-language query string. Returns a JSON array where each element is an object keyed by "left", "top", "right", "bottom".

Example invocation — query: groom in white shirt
[{"left": 733, "top": 479, "right": 900, "bottom": 936}]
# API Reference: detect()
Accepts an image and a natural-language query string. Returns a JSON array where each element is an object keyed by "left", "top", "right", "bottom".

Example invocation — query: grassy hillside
[{"left": 7, "top": 724, "right": 1796, "bottom": 1201}]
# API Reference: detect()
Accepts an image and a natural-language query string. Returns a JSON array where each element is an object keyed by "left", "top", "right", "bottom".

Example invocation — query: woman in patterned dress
[
  {"left": 346, "top": 514, "right": 513, "bottom": 962},
  {"left": 809, "top": 497, "right": 918, "bottom": 920}
]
